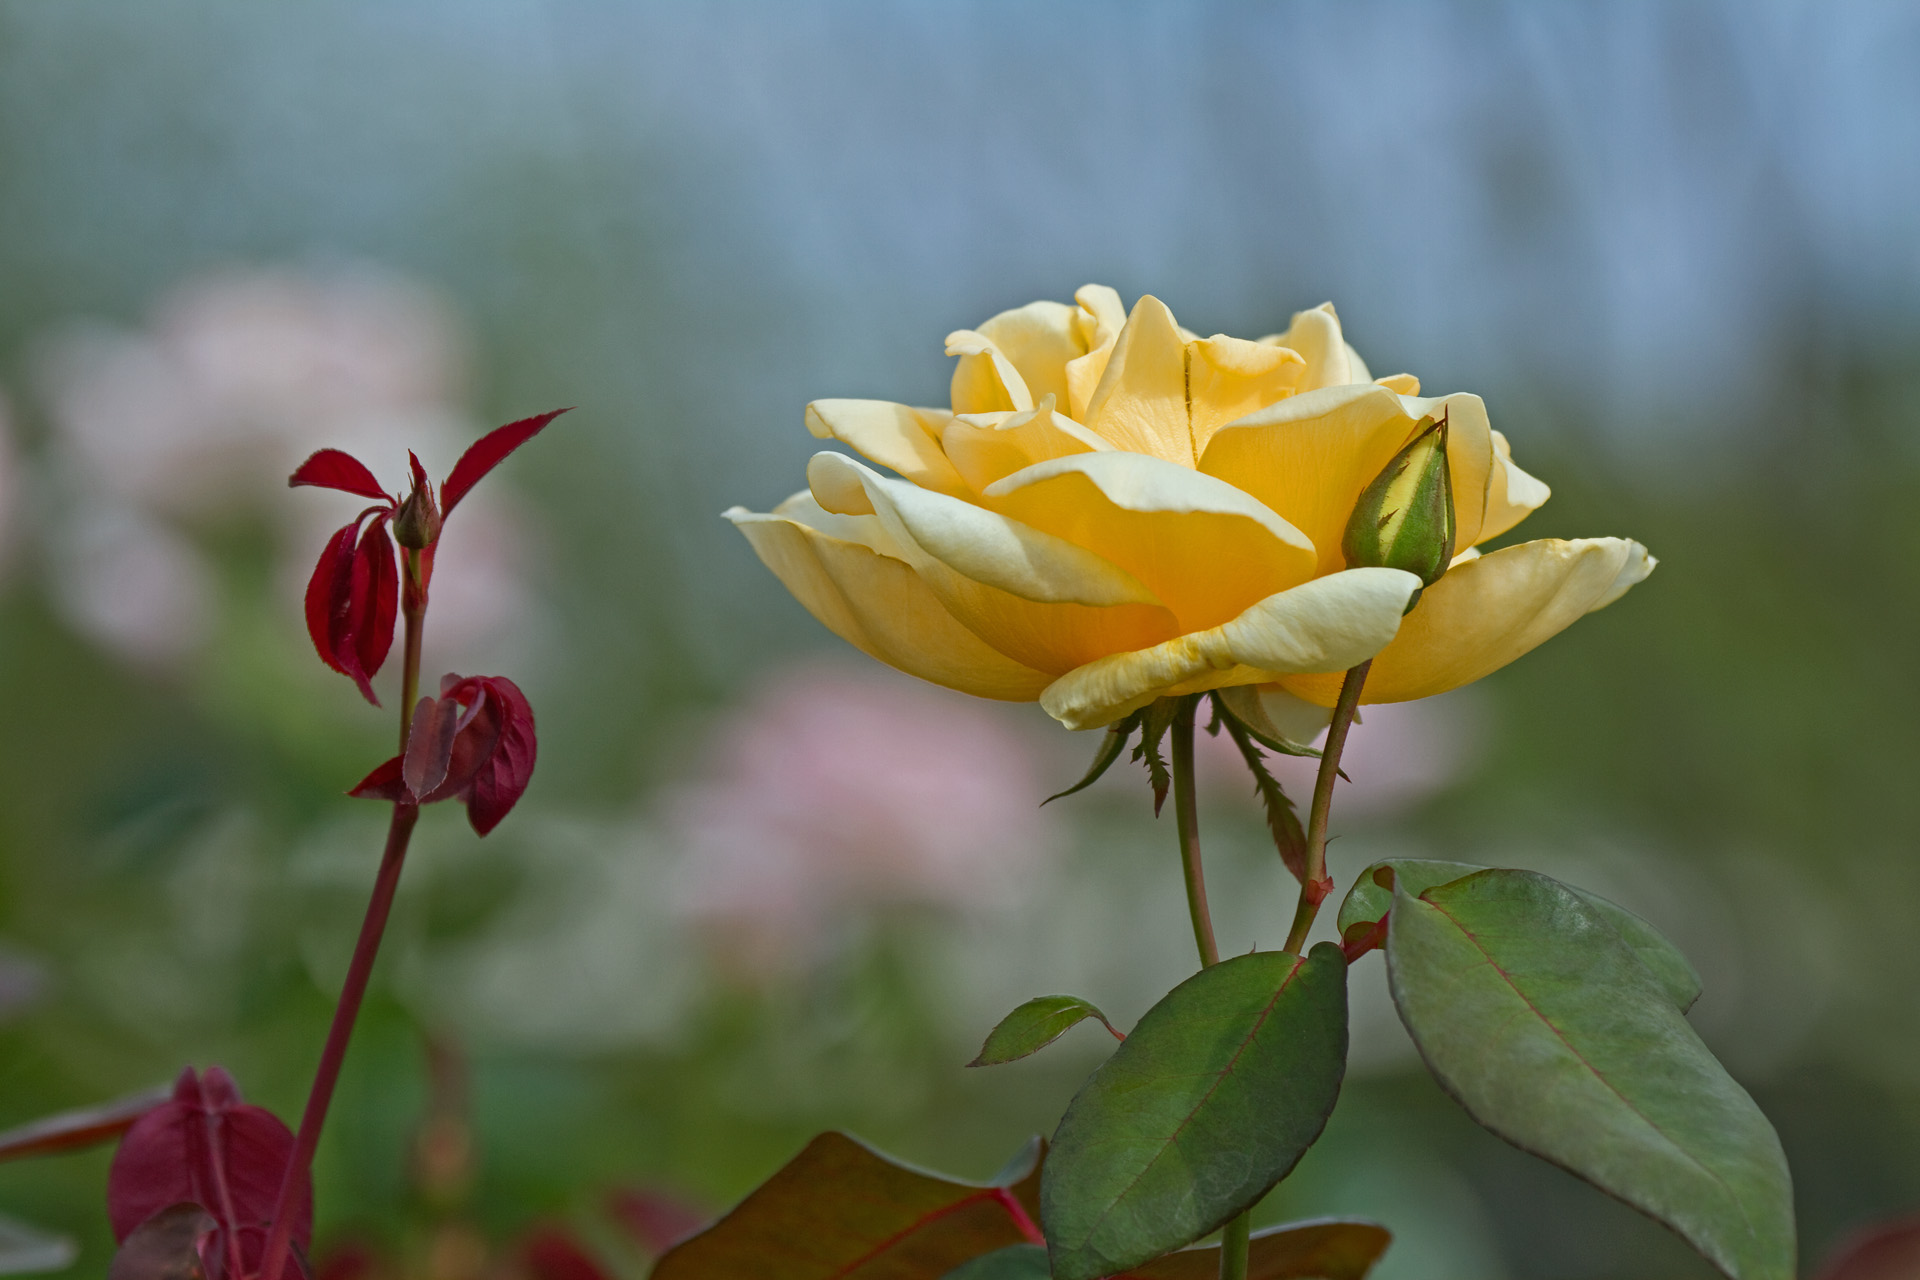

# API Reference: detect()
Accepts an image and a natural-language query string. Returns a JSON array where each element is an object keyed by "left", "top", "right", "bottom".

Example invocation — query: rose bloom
[{"left": 729, "top": 287, "right": 1652, "bottom": 732}]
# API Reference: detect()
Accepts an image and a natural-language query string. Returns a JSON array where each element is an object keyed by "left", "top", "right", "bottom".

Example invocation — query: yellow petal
[
  {"left": 1279, "top": 537, "right": 1657, "bottom": 705},
  {"left": 946, "top": 330, "right": 1034, "bottom": 414},
  {"left": 1479, "top": 429, "right": 1552, "bottom": 542},
  {"left": 1202, "top": 384, "right": 1496, "bottom": 576},
  {"left": 1080, "top": 294, "right": 1193, "bottom": 465},
  {"left": 807, "top": 451, "right": 1179, "bottom": 673},
  {"left": 976, "top": 300, "right": 1086, "bottom": 412},
  {"left": 983, "top": 450, "right": 1317, "bottom": 632},
  {"left": 1375, "top": 373, "right": 1421, "bottom": 395},
  {"left": 726, "top": 496, "right": 1051, "bottom": 701},
  {"left": 939, "top": 398, "right": 1110, "bottom": 495},
  {"left": 1269, "top": 304, "right": 1360, "bottom": 391},
  {"left": 1066, "top": 284, "right": 1126, "bottom": 420},
  {"left": 805, "top": 399, "right": 971, "bottom": 498},
  {"left": 1187, "top": 334, "right": 1305, "bottom": 456},
  {"left": 1039, "top": 568, "right": 1420, "bottom": 730}
]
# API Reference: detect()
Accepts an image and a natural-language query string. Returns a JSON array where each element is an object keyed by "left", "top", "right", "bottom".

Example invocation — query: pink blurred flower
[
  {"left": 30, "top": 265, "right": 538, "bottom": 668},
  {"left": 670, "top": 662, "right": 1060, "bottom": 974}
]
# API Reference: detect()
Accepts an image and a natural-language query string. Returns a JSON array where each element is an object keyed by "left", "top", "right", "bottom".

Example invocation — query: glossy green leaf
[
  {"left": 1041, "top": 946, "right": 1349, "bottom": 1280},
  {"left": 1339, "top": 859, "right": 1702, "bottom": 1011},
  {"left": 1388, "top": 870, "right": 1792, "bottom": 1280},
  {"left": 943, "top": 1244, "right": 1052, "bottom": 1280},
  {"left": 1045, "top": 712, "right": 1141, "bottom": 805},
  {"left": 651, "top": 1132, "right": 1044, "bottom": 1280},
  {"left": 969, "top": 996, "right": 1120, "bottom": 1068}
]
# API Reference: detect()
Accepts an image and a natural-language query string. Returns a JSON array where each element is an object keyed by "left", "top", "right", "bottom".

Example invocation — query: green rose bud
[
  {"left": 1341, "top": 411, "right": 1455, "bottom": 611},
  {"left": 393, "top": 482, "right": 442, "bottom": 551}
]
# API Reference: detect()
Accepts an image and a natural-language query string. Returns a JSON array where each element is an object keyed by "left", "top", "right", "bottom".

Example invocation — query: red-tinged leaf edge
[
  {"left": 1814, "top": 1215, "right": 1920, "bottom": 1280},
  {"left": 0, "top": 1085, "right": 170, "bottom": 1163},
  {"left": 518, "top": 1227, "right": 617, "bottom": 1280},
  {"left": 289, "top": 449, "right": 390, "bottom": 502},
  {"left": 348, "top": 756, "right": 406, "bottom": 802},
  {"left": 440, "top": 409, "right": 570, "bottom": 517},
  {"left": 108, "top": 1066, "right": 311, "bottom": 1276}
]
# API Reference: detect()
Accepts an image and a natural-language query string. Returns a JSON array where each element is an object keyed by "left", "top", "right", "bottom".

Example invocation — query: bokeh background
[{"left": 3, "top": 3, "right": 1918, "bottom": 1277}]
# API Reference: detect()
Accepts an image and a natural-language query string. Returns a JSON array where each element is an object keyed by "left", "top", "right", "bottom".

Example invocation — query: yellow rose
[{"left": 728, "top": 287, "right": 1653, "bottom": 732}]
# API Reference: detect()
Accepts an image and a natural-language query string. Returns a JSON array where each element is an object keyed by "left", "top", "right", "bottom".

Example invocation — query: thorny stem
[
  {"left": 261, "top": 585, "right": 429, "bottom": 1280},
  {"left": 1169, "top": 697, "right": 1219, "bottom": 969},
  {"left": 1282, "top": 661, "right": 1372, "bottom": 956}
]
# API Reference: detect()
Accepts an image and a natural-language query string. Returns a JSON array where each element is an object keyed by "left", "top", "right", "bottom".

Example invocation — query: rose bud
[
  {"left": 392, "top": 452, "right": 443, "bottom": 551},
  {"left": 1341, "top": 412, "right": 1455, "bottom": 610}
]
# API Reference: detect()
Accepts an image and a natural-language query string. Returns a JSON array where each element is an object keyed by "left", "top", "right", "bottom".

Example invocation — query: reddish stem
[
  {"left": 992, "top": 1188, "right": 1045, "bottom": 1246},
  {"left": 259, "top": 800, "right": 420, "bottom": 1280}
]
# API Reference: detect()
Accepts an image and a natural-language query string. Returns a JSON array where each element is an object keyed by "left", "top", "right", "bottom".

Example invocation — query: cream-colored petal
[
  {"left": 1201, "top": 384, "right": 1497, "bottom": 576},
  {"left": 726, "top": 503, "right": 1051, "bottom": 701},
  {"left": 976, "top": 300, "right": 1086, "bottom": 412},
  {"left": 1278, "top": 537, "right": 1656, "bottom": 705},
  {"left": 946, "top": 330, "right": 1034, "bottom": 414},
  {"left": 1187, "top": 334, "right": 1306, "bottom": 456},
  {"left": 1479, "top": 429, "right": 1552, "bottom": 543},
  {"left": 1039, "top": 568, "right": 1420, "bottom": 730},
  {"left": 1375, "top": 373, "right": 1421, "bottom": 395},
  {"left": 939, "top": 398, "right": 1110, "bottom": 495},
  {"left": 807, "top": 451, "right": 1179, "bottom": 673},
  {"left": 1344, "top": 342, "right": 1373, "bottom": 384},
  {"left": 1218, "top": 682, "right": 1335, "bottom": 748},
  {"left": 805, "top": 399, "right": 971, "bottom": 498},
  {"left": 1080, "top": 294, "right": 1194, "bottom": 465},
  {"left": 1066, "top": 284, "right": 1126, "bottom": 420},
  {"left": 984, "top": 450, "right": 1317, "bottom": 632}
]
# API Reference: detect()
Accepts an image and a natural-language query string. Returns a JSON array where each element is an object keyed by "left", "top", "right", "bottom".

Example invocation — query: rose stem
[
  {"left": 1169, "top": 696, "right": 1248, "bottom": 1280},
  {"left": 1169, "top": 696, "right": 1220, "bottom": 969},
  {"left": 1282, "top": 660, "right": 1372, "bottom": 956},
  {"left": 259, "top": 553, "right": 429, "bottom": 1280}
]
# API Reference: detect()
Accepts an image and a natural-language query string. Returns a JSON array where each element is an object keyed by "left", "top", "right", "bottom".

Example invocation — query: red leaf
[
  {"left": 447, "top": 676, "right": 536, "bottom": 835},
  {"left": 1816, "top": 1215, "right": 1920, "bottom": 1280},
  {"left": 519, "top": 1228, "right": 615, "bottom": 1280},
  {"left": 303, "top": 519, "right": 364, "bottom": 680},
  {"left": 401, "top": 696, "right": 462, "bottom": 799},
  {"left": 288, "top": 450, "right": 389, "bottom": 502},
  {"left": 352, "top": 516, "right": 398, "bottom": 682},
  {"left": 106, "top": 1203, "right": 219, "bottom": 1280},
  {"left": 347, "top": 756, "right": 406, "bottom": 802},
  {"left": 440, "top": 409, "right": 569, "bottom": 517},
  {"left": 605, "top": 1188, "right": 710, "bottom": 1257},
  {"left": 107, "top": 1067, "right": 309, "bottom": 1278},
  {"left": 0, "top": 1085, "right": 170, "bottom": 1163}
]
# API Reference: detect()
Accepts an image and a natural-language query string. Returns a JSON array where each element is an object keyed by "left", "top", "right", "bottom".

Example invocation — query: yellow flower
[{"left": 728, "top": 287, "right": 1653, "bottom": 732}]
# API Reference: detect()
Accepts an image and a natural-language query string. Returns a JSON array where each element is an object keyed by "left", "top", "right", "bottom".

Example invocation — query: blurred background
[{"left": 1, "top": 2, "right": 1917, "bottom": 1277}]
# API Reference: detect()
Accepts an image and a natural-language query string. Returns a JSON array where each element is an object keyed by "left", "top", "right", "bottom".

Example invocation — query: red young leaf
[
  {"left": 0, "top": 1085, "right": 170, "bottom": 1163},
  {"left": 352, "top": 516, "right": 399, "bottom": 682},
  {"left": 288, "top": 450, "right": 390, "bottom": 502},
  {"left": 303, "top": 519, "right": 365, "bottom": 679},
  {"left": 440, "top": 409, "right": 569, "bottom": 517},
  {"left": 347, "top": 756, "right": 406, "bottom": 803},
  {"left": 401, "top": 696, "right": 462, "bottom": 799},
  {"left": 108, "top": 1066, "right": 310, "bottom": 1278},
  {"left": 106, "top": 1203, "right": 219, "bottom": 1280},
  {"left": 444, "top": 676, "right": 536, "bottom": 835},
  {"left": 519, "top": 1228, "right": 616, "bottom": 1280}
]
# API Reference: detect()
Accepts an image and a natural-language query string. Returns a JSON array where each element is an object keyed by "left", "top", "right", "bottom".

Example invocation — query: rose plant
[
  {"left": 696, "top": 287, "right": 1794, "bottom": 1280},
  {"left": 0, "top": 410, "right": 564, "bottom": 1278}
]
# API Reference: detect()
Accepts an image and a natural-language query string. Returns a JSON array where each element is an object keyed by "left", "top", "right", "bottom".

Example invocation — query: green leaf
[
  {"left": 969, "top": 996, "right": 1120, "bottom": 1068},
  {"left": 1338, "top": 859, "right": 1702, "bottom": 1011},
  {"left": 1212, "top": 688, "right": 1322, "bottom": 759},
  {"left": 944, "top": 1244, "right": 1052, "bottom": 1280},
  {"left": 1217, "top": 710, "right": 1309, "bottom": 883},
  {"left": 1388, "top": 870, "right": 1793, "bottom": 1280},
  {"left": 1046, "top": 712, "right": 1142, "bottom": 805},
  {"left": 1041, "top": 946, "right": 1349, "bottom": 1280},
  {"left": 653, "top": 1132, "right": 1045, "bottom": 1280}
]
